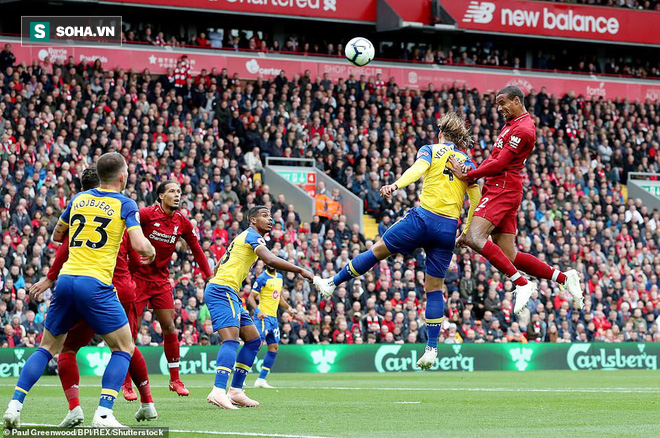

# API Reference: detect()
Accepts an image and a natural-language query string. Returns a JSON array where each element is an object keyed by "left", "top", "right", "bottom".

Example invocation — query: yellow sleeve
[
  {"left": 394, "top": 159, "right": 430, "bottom": 189},
  {"left": 463, "top": 184, "right": 482, "bottom": 234}
]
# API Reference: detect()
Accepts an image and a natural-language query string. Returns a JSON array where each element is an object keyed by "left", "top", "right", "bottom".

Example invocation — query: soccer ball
[{"left": 345, "top": 37, "right": 375, "bottom": 67}]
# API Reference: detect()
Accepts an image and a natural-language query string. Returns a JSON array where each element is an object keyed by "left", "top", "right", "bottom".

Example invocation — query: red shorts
[
  {"left": 473, "top": 186, "right": 523, "bottom": 235},
  {"left": 134, "top": 276, "right": 174, "bottom": 313},
  {"left": 62, "top": 298, "right": 139, "bottom": 351}
]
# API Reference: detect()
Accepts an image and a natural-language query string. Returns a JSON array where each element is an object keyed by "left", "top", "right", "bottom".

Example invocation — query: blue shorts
[
  {"left": 382, "top": 207, "right": 458, "bottom": 279},
  {"left": 255, "top": 312, "right": 280, "bottom": 345},
  {"left": 45, "top": 275, "right": 128, "bottom": 336},
  {"left": 205, "top": 283, "right": 255, "bottom": 332}
]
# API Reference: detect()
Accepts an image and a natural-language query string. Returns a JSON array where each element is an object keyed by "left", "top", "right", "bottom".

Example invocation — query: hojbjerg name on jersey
[{"left": 72, "top": 198, "right": 116, "bottom": 216}]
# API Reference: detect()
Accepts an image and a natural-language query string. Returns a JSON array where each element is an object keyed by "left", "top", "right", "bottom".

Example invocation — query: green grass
[{"left": 3, "top": 371, "right": 660, "bottom": 437}]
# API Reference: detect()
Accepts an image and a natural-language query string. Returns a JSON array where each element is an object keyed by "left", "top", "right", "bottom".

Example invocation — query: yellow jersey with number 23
[{"left": 59, "top": 188, "right": 141, "bottom": 285}]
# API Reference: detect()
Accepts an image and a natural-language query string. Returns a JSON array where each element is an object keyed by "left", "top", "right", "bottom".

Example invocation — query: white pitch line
[
  {"left": 4, "top": 383, "right": 659, "bottom": 393},
  {"left": 23, "top": 423, "right": 330, "bottom": 438},
  {"left": 394, "top": 401, "right": 420, "bottom": 404}
]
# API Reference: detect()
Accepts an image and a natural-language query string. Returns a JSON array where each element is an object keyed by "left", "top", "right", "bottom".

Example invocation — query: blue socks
[
  {"left": 99, "top": 351, "right": 132, "bottom": 410},
  {"left": 259, "top": 350, "right": 277, "bottom": 379},
  {"left": 425, "top": 291, "right": 445, "bottom": 348},
  {"left": 231, "top": 338, "right": 261, "bottom": 389},
  {"left": 13, "top": 347, "right": 53, "bottom": 403},
  {"left": 214, "top": 340, "right": 239, "bottom": 390},
  {"left": 333, "top": 249, "right": 379, "bottom": 285}
]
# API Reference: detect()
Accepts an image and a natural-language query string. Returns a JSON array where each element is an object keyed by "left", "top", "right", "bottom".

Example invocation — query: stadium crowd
[
  {"left": 120, "top": 23, "right": 660, "bottom": 80},
  {"left": 0, "top": 42, "right": 659, "bottom": 350},
  {"left": 553, "top": 0, "right": 660, "bottom": 10}
]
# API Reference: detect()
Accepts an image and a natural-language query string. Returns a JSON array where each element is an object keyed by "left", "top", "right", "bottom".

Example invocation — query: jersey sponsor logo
[
  {"left": 149, "top": 229, "right": 177, "bottom": 244},
  {"left": 462, "top": 1, "right": 495, "bottom": 23},
  {"left": 252, "top": 281, "right": 259, "bottom": 289},
  {"left": 509, "top": 135, "right": 521, "bottom": 149}
]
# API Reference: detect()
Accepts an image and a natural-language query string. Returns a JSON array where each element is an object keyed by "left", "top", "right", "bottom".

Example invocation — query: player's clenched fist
[
  {"left": 380, "top": 183, "right": 398, "bottom": 199},
  {"left": 456, "top": 233, "right": 469, "bottom": 248}
]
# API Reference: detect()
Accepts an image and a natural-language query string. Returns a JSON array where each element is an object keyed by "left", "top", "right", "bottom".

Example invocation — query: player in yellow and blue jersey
[
  {"left": 205, "top": 205, "right": 313, "bottom": 410},
  {"left": 314, "top": 112, "right": 481, "bottom": 370},
  {"left": 3, "top": 153, "right": 155, "bottom": 430},
  {"left": 247, "top": 266, "right": 295, "bottom": 389}
]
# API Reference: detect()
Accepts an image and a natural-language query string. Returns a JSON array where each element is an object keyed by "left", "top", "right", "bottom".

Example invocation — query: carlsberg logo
[
  {"left": 567, "top": 344, "right": 658, "bottom": 370},
  {"left": 375, "top": 345, "right": 474, "bottom": 372},
  {"left": 159, "top": 347, "right": 220, "bottom": 375}
]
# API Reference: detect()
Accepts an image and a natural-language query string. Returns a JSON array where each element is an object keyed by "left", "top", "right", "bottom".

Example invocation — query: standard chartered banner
[{"left": 0, "top": 343, "right": 658, "bottom": 378}]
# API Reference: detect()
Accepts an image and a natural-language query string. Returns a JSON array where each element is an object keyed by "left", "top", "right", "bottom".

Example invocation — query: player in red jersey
[
  {"left": 132, "top": 180, "right": 213, "bottom": 396},
  {"left": 29, "top": 167, "right": 157, "bottom": 427},
  {"left": 448, "top": 85, "right": 583, "bottom": 315}
]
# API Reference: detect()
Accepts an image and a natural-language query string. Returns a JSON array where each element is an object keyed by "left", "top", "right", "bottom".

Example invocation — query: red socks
[
  {"left": 514, "top": 252, "right": 566, "bottom": 284},
  {"left": 163, "top": 332, "right": 180, "bottom": 381},
  {"left": 482, "top": 241, "right": 528, "bottom": 286},
  {"left": 129, "top": 347, "right": 153, "bottom": 403},
  {"left": 57, "top": 352, "right": 80, "bottom": 410}
]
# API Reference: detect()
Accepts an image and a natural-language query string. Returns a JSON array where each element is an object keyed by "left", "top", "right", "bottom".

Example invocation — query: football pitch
[{"left": 2, "top": 371, "right": 659, "bottom": 437}]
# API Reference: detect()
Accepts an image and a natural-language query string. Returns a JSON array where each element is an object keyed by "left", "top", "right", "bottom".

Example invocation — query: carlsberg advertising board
[{"left": 0, "top": 343, "right": 657, "bottom": 378}]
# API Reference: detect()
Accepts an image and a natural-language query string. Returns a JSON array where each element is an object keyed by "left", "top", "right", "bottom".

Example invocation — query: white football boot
[
  {"left": 514, "top": 282, "right": 538, "bottom": 315},
  {"left": 58, "top": 405, "right": 84, "bottom": 428},
  {"left": 313, "top": 276, "right": 336, "bottom": 299},
  {"left": 563, "top": 269, "right": 584, "bottom": 310},
  {"left": 254, "top": 378, "right": 275, "bottom": 389},
  {"left": 135, "top": 403, "right": 158, "bottom": 422},
  {"left": 416, "top": 346, "right": 438, "bottom": 371}
]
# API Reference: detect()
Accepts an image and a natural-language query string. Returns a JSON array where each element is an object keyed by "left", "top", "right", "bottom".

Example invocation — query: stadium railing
[{"left": 627, "top": 172, "right": 660, "bottom": 210}]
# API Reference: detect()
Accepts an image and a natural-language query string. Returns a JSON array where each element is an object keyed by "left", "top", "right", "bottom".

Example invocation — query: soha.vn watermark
[{"left": 21, "top": 16, "right": 122, "bottom": 47}]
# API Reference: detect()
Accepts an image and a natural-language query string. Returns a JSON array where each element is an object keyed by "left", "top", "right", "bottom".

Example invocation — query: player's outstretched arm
[
  {"left": 458, "top": 184, "right": 482, "bottom": 248},
  {"left": 127, "top": 227, "right": 156, "bottom": 264},
  {"left": 183, "top": 221, "right": 213, "bottom": 279},
  {"left": 381, "top": 159, "right": 430, "bottom": 199},
  {"left": 254, "top": 246, "right": 314, "bottom": 282},
  {"left": 247, "top": 291, "right": 264, "bottom": 319},
  {"left": 449, "top": 147, "right": 517, "bottom": 183},
  {"left": 278, "top": 297, "right": 295, "bottom": 315}
]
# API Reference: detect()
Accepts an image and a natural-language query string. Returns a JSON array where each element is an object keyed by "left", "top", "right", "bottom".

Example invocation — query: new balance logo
[
  {"left": 463, "top": 1, "right": 496, "bottom": 24},
  {"left": 509, "top": 136, "right": 521, "bottom": 149}
]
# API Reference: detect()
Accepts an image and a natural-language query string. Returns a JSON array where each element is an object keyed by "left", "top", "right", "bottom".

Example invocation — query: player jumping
[
  {"left": 131, "top": 180, "right": 213, "bottom": 397},
  {"left": 3, "top": 153, "right": 156, "bottom": 429},
  {"left": 247, "top": 265, "right": 295, "bottom": 389},
  {"left": 206, "top": 205, "right": 313, "bottom": 409},
  {"left": 447, "top": 85, "right": 583, "bottom": 314},
  {"left": 29, "top": 166, "right": 157, "bottom": 427},
  {"left": 314, "top": 112, "right": 481, "bottom": 370}
]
